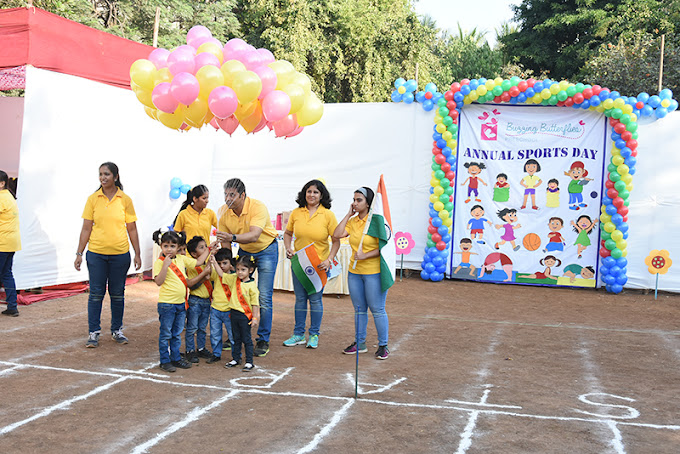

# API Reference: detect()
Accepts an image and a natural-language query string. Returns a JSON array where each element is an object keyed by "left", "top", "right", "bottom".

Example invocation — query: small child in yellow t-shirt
[
  {"left": 184, "top": 235, "right": 217, "bottom": 363},
  {"left": 216, "top": 255, "right": 260, "bottom": 372},
  {"left": 205, "top": 248, "right": 235, "bottom": 365},
  {"left": 152, "top": 230, "right": 211, "bottom": 373}
]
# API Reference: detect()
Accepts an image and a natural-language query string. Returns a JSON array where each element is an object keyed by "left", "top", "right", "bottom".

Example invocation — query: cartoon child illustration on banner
[
  {"left": 467, "top": 205, "right": 492, "bottom": 244},
  {"left": 461, "top": 162, "right": 487, "bottom": 204},
  {"left": 545, "top": 178, "right": 560, "bottom": 208},
  {"left": 543, "top": 217, "right": 566, "bottom": 253},
  {"left": 571, "top": 215, "right": 599, "bottom": 259},
  {"left": 520, "top": 159, "right": 542, "bottom": 210},
  {"left": 565, "top": 161, "right": 594, "bottom": 210},
  {"left": 493, "top": 173, "right": 510, "bottom": 202},
  {"left": 452, "top": 238, "right": 478, "bottom": 277},
  {"left": 494, "top": 208, "right": 521, "bottom": 251}
]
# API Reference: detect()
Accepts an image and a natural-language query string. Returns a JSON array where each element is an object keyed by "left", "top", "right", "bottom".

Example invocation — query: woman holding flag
[
  {"left": 282, "top": 180, "right": 340, "bottom": 349},
  {"left": 333, "top": 181, "right": 393, "bottom": 360}
]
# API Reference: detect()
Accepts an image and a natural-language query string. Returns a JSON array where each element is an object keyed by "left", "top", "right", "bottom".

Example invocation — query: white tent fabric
[{"left": 5, "top": 67, "right": 680, "bottom": 292}]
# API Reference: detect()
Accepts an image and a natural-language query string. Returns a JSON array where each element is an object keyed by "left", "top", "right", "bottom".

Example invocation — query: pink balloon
[
  {"left": 286, "top": 126, "right": 304, "bottom": 138},
  {"left": 176, "top": 45, "right": 197, "bottom": 54},
  {"left": 208, "top": 86, "right": 239, "bottom": 119},
  {"left": 251, "top": 116, "right": 267, "bottom": 134},
  {"left": 262, "top": 90, "right": 291, "bottom": 122},
  {"left": 170, "top": 72, "right": 200, "bottom": 105},
  {"left": 209, "top": 117, "right": 220, "bottom": 130},
  {"left": 180, "top": 122, "right": 190, "bottom": 130},
  {"left": 273, "top": 114, "right": 298, "bottom": 138},
  {"left": 194, "top": 52, "right": 221, "bottom": 70},
  {"left": 152, "top": 82, "right": 179, "bottom": 113},
  {"left": 223, "top": 38, "right": 250, "bottom": 54},
  {"left": 148, "top": 48, "right": 170, "bottom": 69},
  {"left": 266, "top": 121, "right": 275, "bottom": 131},
  {"left": 257, "top": 48, "right": 275, "bottom": 65},
  {"left": 242, "top": 50, "right": 263, "bottom": 70},
  {"left": 168, "top": 48, "right": 196, "bottom": 75},
  {"left": 188, "top": 35, "right": 211, "bottom": 50},
  {"left": 204, "top": 37, "right": 223, "bottom": 47},
  {"left": 254, "top": 66, "right": 277, "bottom": 100},
  {"left": 187, "top": 25, "right": 212, "bottom": 47},
  {"left": 216, "top": 115, "right": 240, "bottom": 136}
]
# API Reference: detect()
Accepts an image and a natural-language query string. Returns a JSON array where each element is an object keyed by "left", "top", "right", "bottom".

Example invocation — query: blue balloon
[
  {"left": 533, "top": 81, "right": 544, "bottom": 92},
  {"left": 624, "top": 157, "right": 637, "bottom": 167},
  {"left": 180, "top": 184, "right": 191, "bottom": 194},
  {"left": 611, "top": 131, "right": 621, "bottom": 141},
  {"left": 580, "top": 100, "right": 591, "bottom": 109},
  {"left": 609, "top": 91, "right": 620, "bottom": 99},
  {"left": 602, "top": 196, "right": 613, "bottom": 206},
  {"left": 641, "top": 105, "right": 654, "bottom": 117},
  {"left": 432, "top": 217, "right": 443, "bottom": 227},
  {"left": 648, "top": 95, "right": 661, "bottom": 107},
  {"left": 606, "top": 204, "right": 618, "bottom": 215},
  {"left": 460, "top": 85, "right": 471, "bottom": 96},
  {"left": 629, "top": 167, "right": 636, "bottom": 175},
  {"left": 655, "top": 106, "right": 668, "bottom": 118},
  {"left": 170, "top": 177, "right": 182, "bottom": 189},
  {"left": 431, "top": 272, "right": 444, "bottom": 282},
  {"left": 422, "top": 254, "right": 432, "bottom": 263},
  {"left": 616, "top": 258, "right": 628, "bottom": 268},
  {"left": 169, "top": 188, "right": 181, "bottom": 199},
  {"left": 390, "top": 90, "right": 403, "bottom": 102},
  {"left": 425, "top": 82, "right": 437, "bottom": 93},
  {"left": 433, "top": 93, "right": 443, "bottom": 103},
  {"left": 619, "top": 267, "right": 628, "bottom": 276},
  {"left": 610, "top": 214, "right": 623, "bottom": 225},
  {"left": 446, "top": 156, "right": 457, "bottom": 166},
  {"left": 420, "top": 270, "right": 431, "bottom": 280},
  {"left": 405, "top": 79, "right": 418, "bottom": 92},
  {"left": 478, "top": 77, "right": 487, "bottom": 85},
  {"left": 424, "top": 262, "right": 436, "bottom": 273},
  {"left": 609, "top": 265, "right": 622, "bottom": 277},
  {"left": 668, "top": 99, "right": 678, "bottom": 112},
  {"left": 599, "top": 266, "right": 610, "bottom": 276},
  {"left": 394, "top": 78, "right": 406, "bottom": 88},
  {"left": 438, "top": 226, "right": 449, "bottom": 235},
  {"left": 589, "top": 96, "right": 601, "bottom": 106},
  {"left": 620, "top": 147, "right": 632, "bottom": 158},
  {"left": 602, "top": 256, "right": 616, "bottom": 267},
  {"left": 453, "top": 92, "right": 465, "bottom": 102},
  {"left": 637, "top": 92, "right": 650, "bottom": 103},
  {"left": 517, "top": 93, "right": 527, "bottom": 103},
  {"left": 403, "top": 93, "right": 414, "bottom": 104},
  {"left": 525, "top": 87, "right": 536, "bottom": 98},
  {"left": 609, "top": 283, "right": 623, "bottom": 294},
  {"left": 469, "top": 79, "right": 480, "bottom": 90},
  {"left": 422, "top": 100, "right": 434, "bottom": 111},
  {"left": 623, "top": 232, "right": 629, "bottom": 240},
  {"left": 436, "top": 264, "right": 447, "bottom": 273},
  {"left": 432, "top": 257, "right": 444, "bottom": 269},
  {"left": 429, "top": 209, "right": 438, "bottom": 218},
  {"left": 615, "top": 275, "right": 628, "bottom": 285},
  {"left": 659, "top": 88, "right": 673, "bottom": 99},
  {"left": 600, "top": 88, "right": 611, "bottom": 98},
  {"left": 441, "top": 234, "right": 451, "bottom": 243},
  {"left": 442, "top": 147, "right": 452, "bottom": 157},
  {"left": 416, "top": 91, "right": 426, "bottom": 103},
  {"left": 618, "top": 222, "right": 629, "bottom": 233},
  {"left": 432, "top": 132, "right": 442, "bottom": 141},
  {"left": 615, "top": 139, "right": 626, "bottom": 149},
  {"left": 456, "top": 101, "right": 464, "bottom": 109},
  {"left": 436, "top": 139, "right": 447, "bottom": 149},
  {"left": 602, "top": 274, "right": 616, "bottom": 285}
]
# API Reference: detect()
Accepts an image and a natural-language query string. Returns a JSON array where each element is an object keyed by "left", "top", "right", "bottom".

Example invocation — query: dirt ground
[{"left": 1, "top": 277, "right": 679, "bottom": 454}]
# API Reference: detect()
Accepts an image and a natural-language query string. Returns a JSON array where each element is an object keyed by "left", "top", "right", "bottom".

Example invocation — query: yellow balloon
[
  {"left": 297, "top": 93, "right": 323, "bottom": 127},
  {"left": 144, "top": 106, "right": 159, "bottom": 121},
  {"left": 234, "top": 101, "right": 258, "bottom": 121},
  {"left": 435, "top": 123, "right": 446, "bottom": 134},
  {"left": 532, "top": 94, "right": 542, "bottom": 104},
  {"left": 232, "top": 70, "right": 262, "bottom": 105},
  {"left": 184, "top": 98, "right": 209, "bottom": 128},
  {"left": 613, "top": 98, "right": 625, "bottom": 109},
  {"left": 494, "top": 77, "right": 503, "bottom": 86},
  {"left": 429, "top": 194, "right": 439, "bottom": 203},
  {"left": 438, "top": 210, "right": 450, "bottom": 220},
  {"left": 282, "top": 84, "right": 305, "bottom": 114},
  {"left": 611, "top": 230, "right": 623, "bottom": 242},
  {"left": 434, "top": 114, "right": 443, "bottom": 123},
  {"left": 197, "top": 42, "right": 224, "bottom": 64},
  {"left": 485, "top": 80, "right": 495, "bottom": 90},
  {"left": 549, "top": 84, "right": 560, "bottom": 95},
  {"left": 541, "top": 89, "right": 551, "bottom": 100},
  {"left": 203, "top": 111, "right": 214, "bottom": 126},
  {"left": 611, "top": 147, "right": 621, "bottom": 156},
  {"left": 629, "top": 113, "right": 637, "bottom": 123},
  {"left": 155, "top": 67, "right": 173, "bottom": 85},
  {"left": 430, "top": 178, "right": 439, "bottom": 187},
  {"left": 617, "top": 164, "right": 629, "bottom": 175},
  {"left": 158, "top": 108, "right": 185, "bottom": 130},
  {"left": 444, "top": 217, "right": 453, "bottom": 227},
  {"left": 604, "top": 222, "right": 616, "bottom": 233},
  {"left": 622, "top": 104, "right": 633, "bottom": 114},
  {"left": 433, "top": 201, "right": 444, "bottom": 211},
  {"left": 621, "top": 174, "right": 633, "bottom": 184},
  {"left": 397, "top": 86, "right": 406, "bottom": 94},
  {"left": 476, "top": 85, "right": 487, "bottom": 96},
  {"left": 661, "top": 98, "right": 671, "bottom": 108},
  {"left": 602, "top": 98, "right": 614, "bottom": 109},
  {"left": 559, "top": 80, "right": 569, "bottom": 90},
  {"left": 447, "top": 140, "right": 457, "bottom": 149},
  {"left": 135, "top": 87, "right": 155, "bottom": 109},
  {"left": 196, "top": 65, "right": 225, "bottom": 101},
  {"left": 596, "top": 105, "right": 605, "bottom": 113},
  {"left": 221, "top": 60, "right": 247, "bottom": 86},
  {"left": 463, "top": 96, "right": 472, "bottom": 105},
  {"left": 442, "top": 131, "right": 453, "bottom": 141},
  {"left": 626, "top": 183, "right": 633, "bottom": 191},
  {"left": 269, "top": 60, "right": 295, "bottom": 89},
  {"left": 600, "top": 214, "right": 611, "bottom": 224},
  {"left": 612, "top": 155, "right": 624, "bottom": 166},
  {"left": 622, "top": 249, "right": 628, "bottom": 257},
  {"left": 616, "top": 239, "right": 627, "bottom": 250},
  {"left": 434, "top": 186, "right": 444, "bottom": 196},
  {"left": 240, "top": 104, "right": 263, "bottom": 133},
  {"left": 130, "top": 59, "right": 157, "bottom": 91},
  {"left": 469, "top": 91, "right": 479, "bottom": 101}
]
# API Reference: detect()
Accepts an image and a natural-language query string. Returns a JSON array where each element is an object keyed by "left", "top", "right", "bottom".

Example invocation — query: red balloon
[
  {"left": 445, "top": 171, "right": 456, "bottom": 180},
  {"left": 526, "top": 78, "right": 536, "bottom": 87},
  {"left": 591, "top": 85, "right": 602, "bottom": 95},
  {"left": 605, "top": 179, "right": 614, "bottom": 189},
  {"left": 428, "top": 225, "right": 438, "bottom": 234},
  {"left": 631, "top": 149, "right": 637, "bottom": 157},
  {"left": 436, "top": 241, "right": 447, "bottom": 251},
  {"left": 494, "top": 96, "right": 502, "bottom": 103},
  {"left": 431, "top": 233, "right": 442, "bottom": 243},
  {"left": 432, "top": 147, "right": 441, "bottom": 155},
  {"left": 621, "top": 131, "right": 632, "bottom": 141},
  {"left": 618, "top": 206, "right": 629, "bottom": 216},
  {"left": 622, "top": 215, "right": 628, "bottom": 222},
  {"left": 434, "top": 154, "right": 446, "bottom": 164},
  {"left": 460, "top": 78, "right": 470, "bottom": 85},
  {"left": 565, "top": 98, "right": 574, "bottom": 107},
  {"left": 607, "top": 188, "right": 619, "bottom": 199},
  {"left": 446, "top": 101, "right": 457, "bottom": 110},
  {"left": 500, "top": 92, "right": 511, "bottom": 102},
  {"left": 517, "top": 81, "right": 528, "bottom": 91},
  {"left": 635, "top": 101, "right": 644, "bottom": 109},
  {"left": 582, "top": 88, "right": 593, "bottom": 99},
  {"left": 449, "top": 110, "right": 459, "bottom": 120},
  {"left": 614, "top": 123, "right": 627, "bottom": 134},
  {"left": 573, "top": 93, "right": 584, "bottom": 104},
  {"left": 612, "top": 197, "right": 625, "bottom": 208},
  {"left": 609, "top": 117, "right": 619, "bottom": 127},
  {"left": 557, "top": 101, "right": 565, "bottom": 107},
  {"left": 626, "top": 139, "right": 638, "bottom": 150},
  {"left": 424, "top": 92, "right": 433, "bottom": 99},
  {"left": 441, "top": 163, "right": 451, "bottom": 172},
  {"left": 509, "top": 86, "right": 520, "bottom": 97},
  {"left": 600, "top": 246, "right": 611, "bottom": 258},
  {"left": 444, "top": 90, "right": 454, "bottom": 101},
  {"left": 450, "top": 82, "right": 461, "bottom": 93}
]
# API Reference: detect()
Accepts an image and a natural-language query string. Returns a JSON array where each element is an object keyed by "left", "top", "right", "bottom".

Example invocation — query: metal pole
[
  {"left": 153, "top": 6, "right": 161, "bottom": 48},
  {"left": 655, "top": 274, "right": 659, "bottom": 300},
  {"left": 658, "top": 34, "right": 665, "bottom": 93},
  {"left": 400, "top": 254, "right": 404, "bottom": 281}
]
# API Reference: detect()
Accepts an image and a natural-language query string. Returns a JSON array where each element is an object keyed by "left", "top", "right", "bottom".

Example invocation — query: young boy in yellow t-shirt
[{"left": 205, "top": 248, "right": 235, "bottom": 364}]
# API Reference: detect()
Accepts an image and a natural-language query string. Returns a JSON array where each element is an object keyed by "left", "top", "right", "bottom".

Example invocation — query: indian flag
[
  {"left": 366, "top": 175, "right": 396, "bottom": 292},
  {"left": 291, "top": 243, "right": 327, "bottom": 294}
]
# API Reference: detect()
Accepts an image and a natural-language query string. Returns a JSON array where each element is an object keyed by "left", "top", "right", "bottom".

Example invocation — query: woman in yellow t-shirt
[
  {"left": 0, "top": 170, "right": 20, "bottom": 317},
  {"left": 282, "top": 180, "right": 340, "bottom": 349},
  {"left": 333, "top": 187, "right": 389, "bottom": 360},
  {"left": 173, "top": 184, "right": 218, "bottom": 247},
  {"left": 74, "top": 162, "right": 141, "bottom": 348}
]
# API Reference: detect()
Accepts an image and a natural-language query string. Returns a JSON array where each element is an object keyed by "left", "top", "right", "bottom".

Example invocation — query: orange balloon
[
  {"left": 234, "top": 101, "right": 258, "bottom": 121},
  {"left": 240, "top": 104, "right": 263, "bottom": 133}
]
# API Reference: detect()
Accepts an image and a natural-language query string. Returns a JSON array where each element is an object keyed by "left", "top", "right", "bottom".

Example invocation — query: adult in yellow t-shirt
[
  {"left": 74, "top": 162, "right": 141, "bottom": 348},
  {"left": 173, "top": 184, "right": 218, "bottom": 247},
  {"left": 333, "top": 187, "right": 389, "bottom": 360},
  {"left": 282, "top": 180, "right": 340, "bottom": 349},
  {"left": 216, "top": 178, "right": 278, "bottom": 357},
  {"left": 0, "top": 170, "right": 20, "bottom": 317}
]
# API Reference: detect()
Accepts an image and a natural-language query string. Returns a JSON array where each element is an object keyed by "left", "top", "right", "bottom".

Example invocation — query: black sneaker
[
  {"left": 206, "top": 355, "right": 222, "bottom": 364},
  {"left": 172, "top": 358, "right": 192, "bottom": 369},
  {"left": 254, "top": 340, "right": 269, "bottom": 357},
  {"left": 86, "top": 331, "right": 100, "bottom": 348},
  {"left": 111, "top": 329, "right": 128, "bottom": 344},
  {"left": 185, "top": 351, "right": 199, "bottom": 364},
  {"left": 375, "top": 345, "right": 390, "bottom": 360},
  {"left": 222, "top": 341, "right": 232, "bottom": 351},
  {"left": 197, "top": 348, "right": 212, "bottom": 359},
  {"left": 242, "top": 363, "right": 255, "bottom": 372},
  {"left": 160, "top": 362, "right": 176, "bottom": 373},
  {"left": 225, "top": 359, "right": 241, "bottom": 368},
  {"left": 1, "top": 308, "right": 19, "bottom": 317}
]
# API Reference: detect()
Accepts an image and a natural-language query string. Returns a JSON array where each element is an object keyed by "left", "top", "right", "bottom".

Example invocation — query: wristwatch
[
  {"left": 232, "top": 234, "right": 237, "bottom": 242},
  {"left": 76, "top": 252, "right": 83, "bottom": 256}
]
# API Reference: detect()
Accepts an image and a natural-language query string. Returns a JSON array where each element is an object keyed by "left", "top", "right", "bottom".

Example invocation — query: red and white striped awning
[{"left": 0, "top": 66, "right": 25, "bottom": 90}]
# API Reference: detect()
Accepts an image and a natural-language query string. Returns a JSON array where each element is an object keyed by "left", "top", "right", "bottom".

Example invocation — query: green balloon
[
  {"left": 439, "top": 193, "right": 449, "bottom": 203},
  {"left": 447, "top": 124, "right": 458, "bottom": 134},
  {"left": 427, "top": 233, "right": 432, "bottom": 240},
  {"left": 501, "top": 80, "right": 512, "bottom": 91},
  {"left": 445, "top": 186, "right": 454, "bottom": 195},
  {"left": 609, "top": 171, "right": 621, "bottom": 182},
  {"left": 624, "top": 199, "right": 630, "bottom": 206},
  {"left": 619, "top": 114, "right": 631, "bottom": 125},
  {"left": 611, "top": 108, "right": 622, "bottom": 119},
  {"left": 605, "top": 239, "right": 617, "bottom": 250},
  {"left": 575, "top": 83, "right": 585, "bottom": 92},
  {"left": 541, "top": 99, "right": 549, "bottom": 105},
  {"left": 440, "top": 178, "right": 451, "bottom": 188},
  {"left": 632, "top": 131, "right": 639, "bottom": 139},
  {"left": 426, "top": 239, "right": 436, "bottom": 248},
  {"left": 510, "top": 76, "right": 520, "bottom": 86},
  {"left": 618, "top": 189, "right": 630, "bottom": 199},
  {"left": 434, "top": 170, "right": 445, "bottom": 179},
  {"left": 601, "top": 230, "right": 611, "bottom": 241},
  {"left": 566, "top": 86, "right": 577, "bottom": 97},
  {"left": 444, "top": 202, "right": 454, "bottom": 211},
  {"left": 437, "top": 98, "right": 447, "bottom": 107},
  {"left": 557, "top": 91, "right": 568, "bottom": 101},
  {"left": 607, "top": 163, "right": 617, "bottom": 173},
  {"left": 548, "top": 95, "right": 558, "bottom": 105},
  {"left": 626, "top": 122, "right": 638, "bottom": 132},
  {"left": 614, "top": 180, "right": 626, "bottom": 192},
  {"left": 611, "top": 247, "right": 623, "bottom": 259},
  {"left": 604, "top": 108, "right": 613, "bottom": 117},
  {"left": 431, "top": 163, "right": 441, "bottom": 171},
  {"left": 443, "top": 116, "right": 453, "bottom": 126},
  {"left": 438, "top": 107, "right": 449, "bottom": 116}
]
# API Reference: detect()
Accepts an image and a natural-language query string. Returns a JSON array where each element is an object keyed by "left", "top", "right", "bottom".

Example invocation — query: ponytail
[{"left": 173, "top": 184, "right": 209, "bottom": 225}]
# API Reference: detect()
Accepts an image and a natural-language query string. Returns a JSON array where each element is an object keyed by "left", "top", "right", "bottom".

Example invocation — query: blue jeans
[
  {"left": 292, "top": 271, "right": 324, "bottom": 336},
  {"left": 230, "top": 310, "right": 253, "bottom": 364},
  {"left": 348, "top": 272, "right": 389, "bottom": 346},
  {"left": 0, "top": 252, "right": 17, "bottom": 311},
  {"left": 186, "top": 295, "right": 211, "bottom": 352},
  {"left": 158, "top": 303, "right": 185, "bottom": 364},
  {"left": 210, "top": 307, "right": 234, "bottom": 358},
  {"left": 86, "top": 251, "right": 130, "bottom": 333},
  {"left": 238, "top": 240, "right": 278, "bottom": 342}
]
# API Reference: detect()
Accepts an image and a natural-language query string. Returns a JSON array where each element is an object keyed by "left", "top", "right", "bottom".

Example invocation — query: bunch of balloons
[
  {"left": 391, "top": 79, "right": 443, "bottom": 112},
  {"left": 414, "top": 76, "right": 677, "bottom": 293},
  {"left": 129, "top": 26, "right": 323, "bottom": 138},
  {"left": 169, "top": 177, "right": 191, "bottom": 200}
]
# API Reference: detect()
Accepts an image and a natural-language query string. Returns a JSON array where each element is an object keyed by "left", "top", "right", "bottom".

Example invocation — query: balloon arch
[{"left": 391, "top": 77, "right": 678, "bottom": 293}]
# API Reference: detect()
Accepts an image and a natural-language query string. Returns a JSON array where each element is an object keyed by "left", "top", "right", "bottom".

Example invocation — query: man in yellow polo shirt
[{"left": 216, "top": 178, "right": 278, "bottom": 357}]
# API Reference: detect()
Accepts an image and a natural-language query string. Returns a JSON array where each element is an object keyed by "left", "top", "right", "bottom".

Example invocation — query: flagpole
[{"left": 352, "top": 178, "right": 380, "bottom": 269}]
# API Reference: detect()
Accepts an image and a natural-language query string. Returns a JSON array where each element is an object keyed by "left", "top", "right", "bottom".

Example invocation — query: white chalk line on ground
[
  {"left": 0, "top": 364, "right": 25, "bottom": 377},
  {"left": 0, "top": 310, "right": 87, "bottom": 335},
  {"left": 0, "top": 360, "right": 678, "bottom": 439},
  {"left": 297, "top": 400, "right": 355, "bottom": 454},
  {"left": 0, "top": 376, "right": 129, "bottom": 435},
  {"left": 344, "top": 373, "right": 407, "bottom": 395},
  {"left": 129, "top": 390, "right": 239, "bottom": 454}
]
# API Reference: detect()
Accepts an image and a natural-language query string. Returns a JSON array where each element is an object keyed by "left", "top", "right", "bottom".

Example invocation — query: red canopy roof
[{"left": 0, "top": 7, "right": 154, "bottom": 89}]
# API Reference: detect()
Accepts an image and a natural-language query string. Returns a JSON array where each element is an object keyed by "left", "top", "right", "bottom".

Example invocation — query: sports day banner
[{"left": 449, "top": 104, "right": 607, "bottom": 287}]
